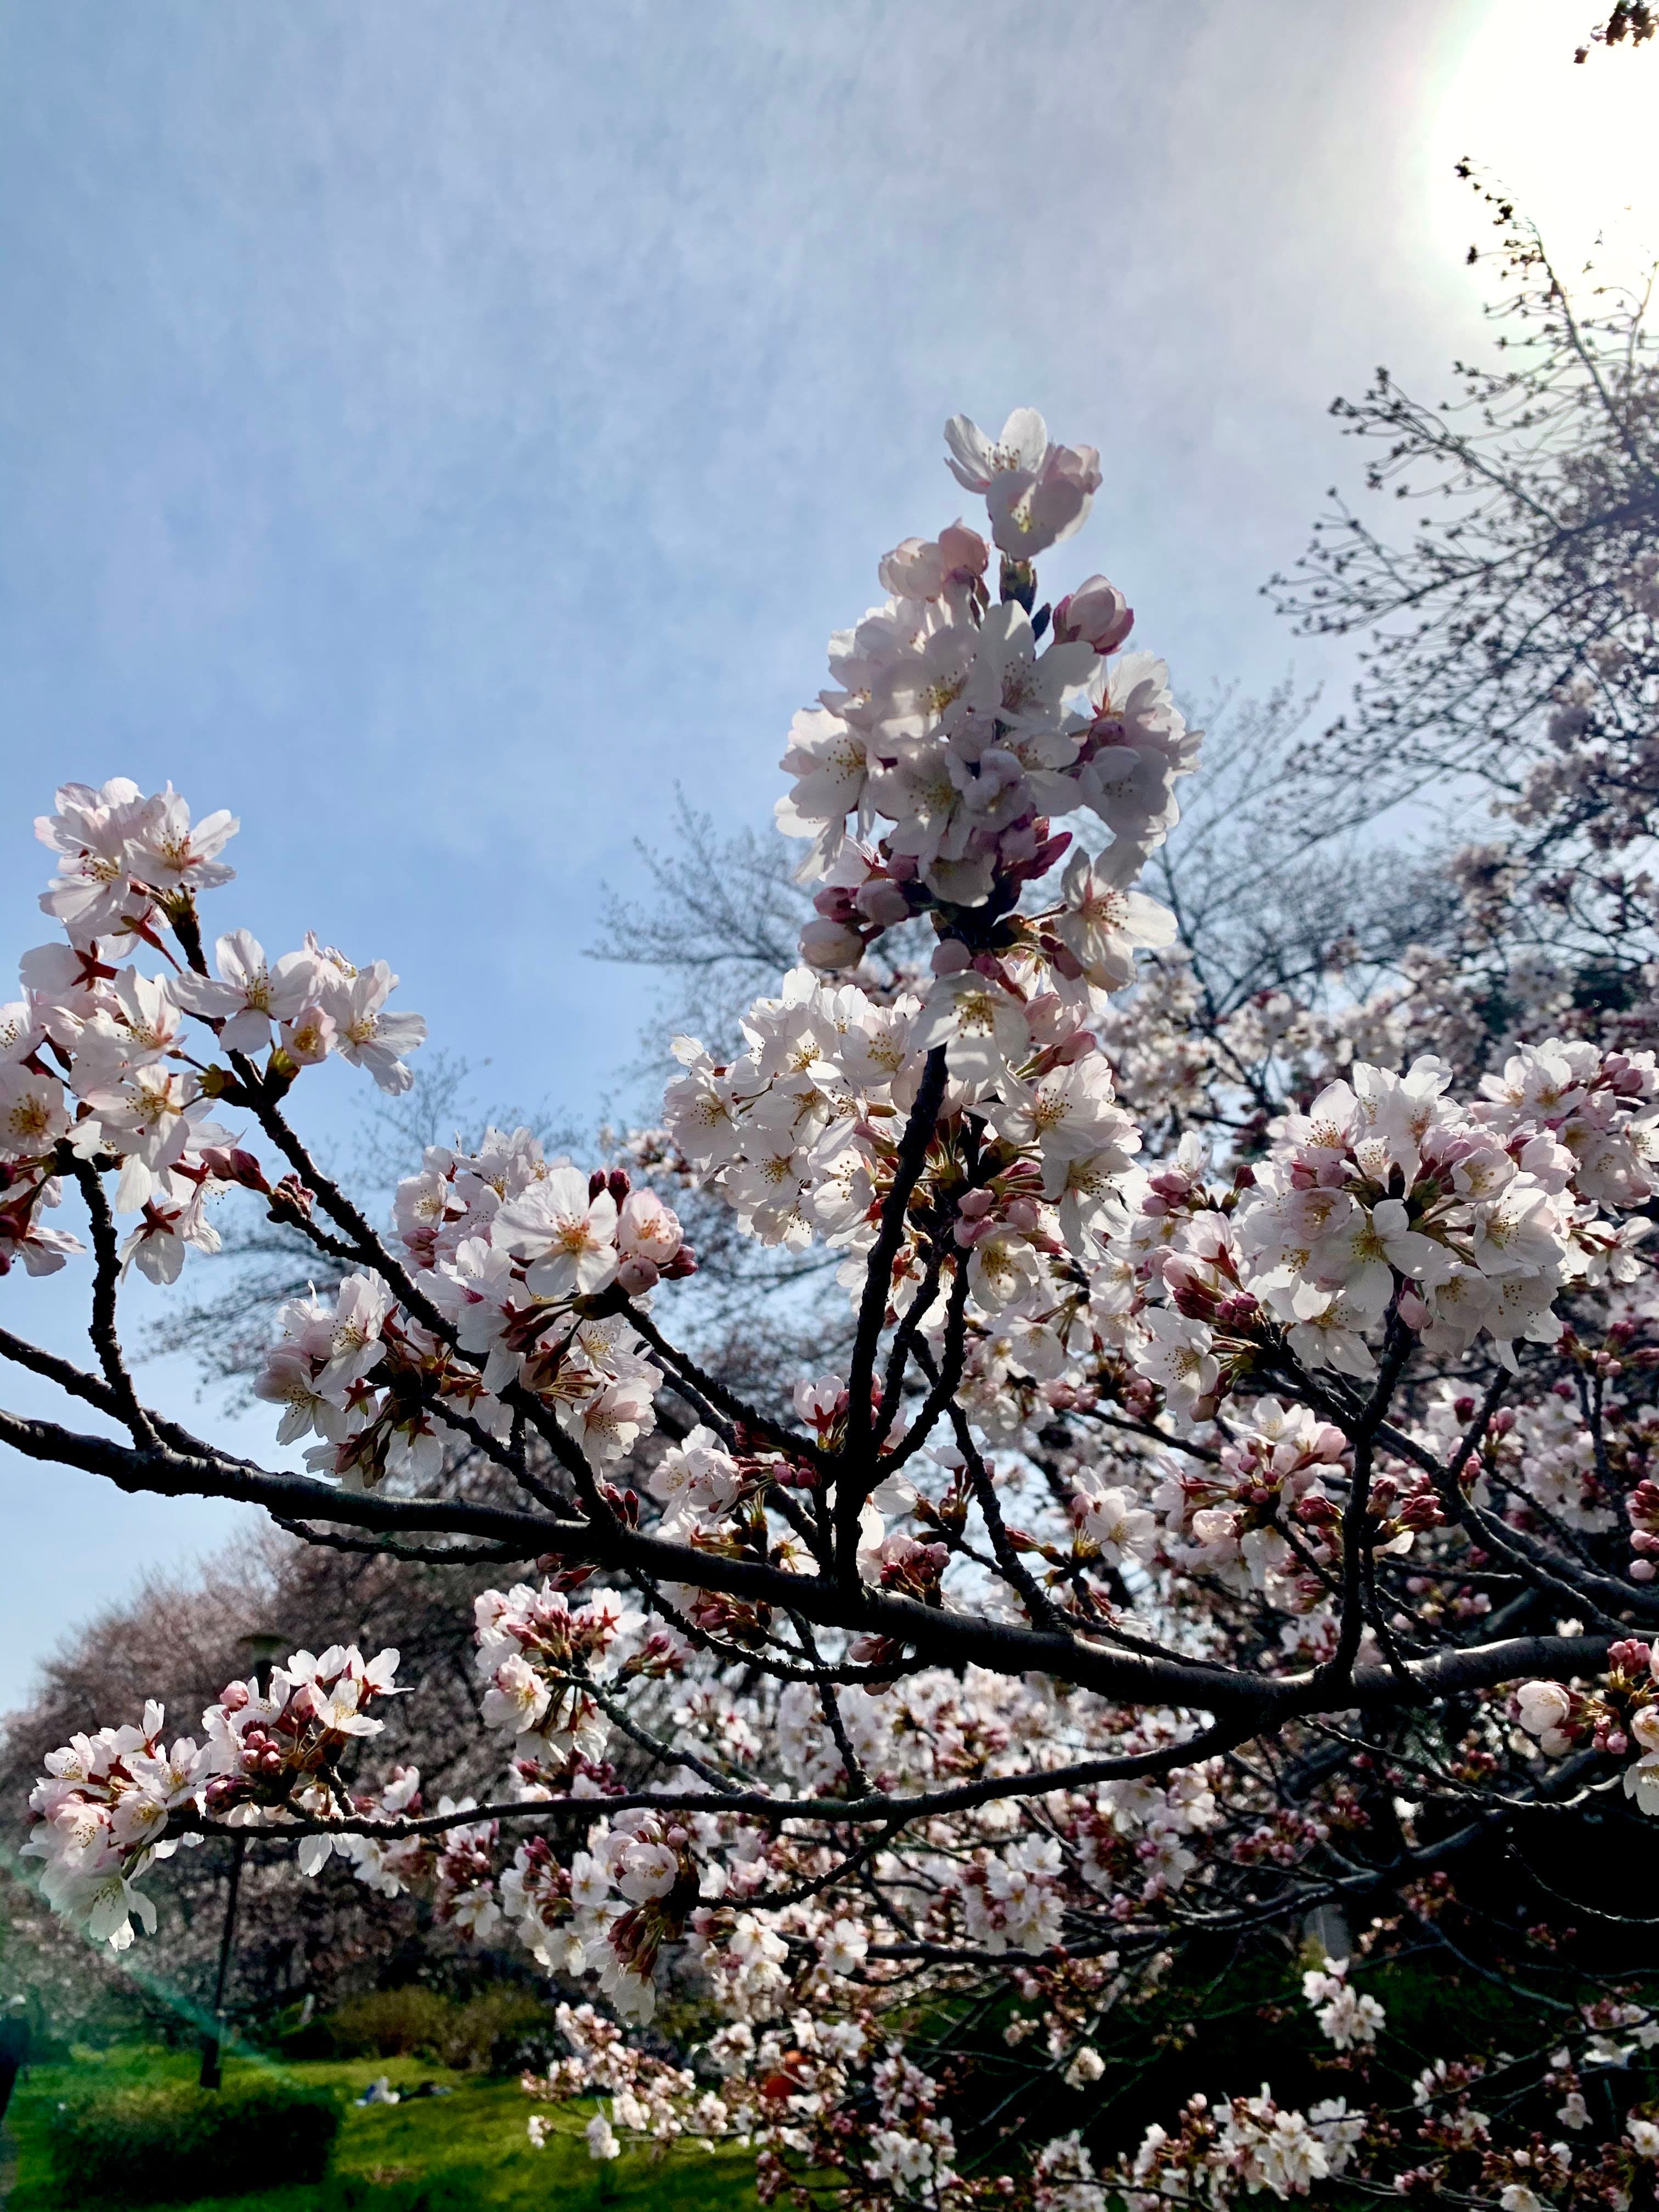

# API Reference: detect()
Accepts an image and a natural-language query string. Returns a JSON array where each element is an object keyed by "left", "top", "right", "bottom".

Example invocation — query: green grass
[{"left": 0, "top": 2044, "right": 758, "bottom": 2212}]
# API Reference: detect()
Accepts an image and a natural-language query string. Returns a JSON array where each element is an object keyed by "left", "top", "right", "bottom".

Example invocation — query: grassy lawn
[{"left": 0, "top": 2044, "right": 758, "bottom": 2211}]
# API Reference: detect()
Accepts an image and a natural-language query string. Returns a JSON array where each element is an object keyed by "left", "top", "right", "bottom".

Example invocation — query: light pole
[{"left": 200, "top": 1630, "right": 288, "bottom": 2091}]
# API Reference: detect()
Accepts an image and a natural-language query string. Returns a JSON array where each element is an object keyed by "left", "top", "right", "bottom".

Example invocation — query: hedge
[{"left": 46, "top": 2075, "right": 341, "bottom": 2203}]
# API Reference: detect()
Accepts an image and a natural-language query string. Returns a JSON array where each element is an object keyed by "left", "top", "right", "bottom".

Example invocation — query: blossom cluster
[
  {"left": 475, "top": 1579, "right": 678, "bottom": 1777},
  {"left": 1, "top": 777, "right": 425, "bottom": 1282},
  {"left": 525, "top": 1997, "right": 1104, "bottom": 2207},
  {"left": 1123, "top": 2088, "right": 1367, "bottom": 2208},
  {"left": 1301, "top": 1955, "right": 1385, "bottom": 2051},
  {"left": 250, "top": 1133, "right": 693, "bottom": 1488},
  {"left": 776, "top": 407, "right": 1195, "bottom": 968},
  {"left": 24, "top": 1645, "right": 402, "bottom": 1946},
  {"left": 522, "top": 2001, "right": 729, "bottom": 2153},
  {"left": 1125, "top": 1043, "right": 1657, "bottom": 1420},
  {"left": 1516, "top": 1638, "right": 1659, "bottom": 1814},
  {"left": 665, "top": 946, "right": 1146, "bottom": 1277}
]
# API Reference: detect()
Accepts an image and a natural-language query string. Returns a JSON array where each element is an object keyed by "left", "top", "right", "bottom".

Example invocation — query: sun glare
[{"left": 1430, "top": 0, "right": 1657, "bottom": 275}]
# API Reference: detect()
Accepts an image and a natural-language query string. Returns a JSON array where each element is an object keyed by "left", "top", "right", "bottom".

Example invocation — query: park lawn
[{"left": 0, "top": 2044, "right": 759, "bottom": 2211}]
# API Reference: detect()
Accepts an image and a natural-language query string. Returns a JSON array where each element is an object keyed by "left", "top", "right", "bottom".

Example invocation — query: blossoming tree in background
[{"left": 10, "top": 195, "right": 1659, "bottom": 2206}]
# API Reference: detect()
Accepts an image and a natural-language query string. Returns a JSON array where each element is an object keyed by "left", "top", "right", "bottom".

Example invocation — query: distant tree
[{"left": 1269, "top": 166, "right": 1659, "bottom": 1053}]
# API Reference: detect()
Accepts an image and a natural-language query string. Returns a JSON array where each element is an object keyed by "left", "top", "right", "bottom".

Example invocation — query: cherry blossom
[{"left": 9, "top": 402, "right": 1659, "bottom": 2212}]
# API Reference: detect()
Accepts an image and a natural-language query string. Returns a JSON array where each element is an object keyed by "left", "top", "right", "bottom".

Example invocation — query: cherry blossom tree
[
  {"left": 1268, "top": 172, "right": 1659, "bottom": 1051},
  {"left": 11, "top": 380, "right": 1659, "bottom": 2211}
]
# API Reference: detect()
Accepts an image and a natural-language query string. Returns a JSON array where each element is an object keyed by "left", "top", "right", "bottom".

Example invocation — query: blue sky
[{"left": 1, "top": 0, "right": 1652, "bottom": 1706}]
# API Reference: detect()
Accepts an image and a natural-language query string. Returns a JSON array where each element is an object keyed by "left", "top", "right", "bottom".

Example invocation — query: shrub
[
  {"left": 326, "top": 1985, "right": 451, "bottom": 2059},
  {"left": 321, "top": 1984, "right": 550, "bottom": 2070},
  {"left": 46, "top": 2076, "right": 340, "bottom": 2204},
  {"left": 440, "top": 1988, "right": 551, "bottom": 2071}
]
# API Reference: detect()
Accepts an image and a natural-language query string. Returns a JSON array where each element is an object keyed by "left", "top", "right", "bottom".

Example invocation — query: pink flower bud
[
  {"left": 878, "top": 537, "right": 936, "bottom": 598},
  {"left": 931, "top": 938, "right": 972, "bottom": 975},
  {"left": 199, "top": 1146, "right": 268, "bottom": 1192},
  {"left": 878, "top": 526, "right": 990, "bottom": 600},
  {"left": 1051, "top": 574, "right": 1134, "bottom": 652},
  {"left": 854, "top": 878, "right": 911, "bottom": 928},
  {"left": 799, "top": 918, "right": 865, "bottom": 972},
  {"left": 616, "top": 1256, "right": 659, "bottom": 1295},
  {"left": 937, "top": 521, "right": 989, "bottom": 580}
]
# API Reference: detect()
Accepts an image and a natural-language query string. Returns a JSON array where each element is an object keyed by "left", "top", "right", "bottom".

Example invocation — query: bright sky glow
[{"left": 1428, "top": 0, "right": 1657, "bottom": 267}]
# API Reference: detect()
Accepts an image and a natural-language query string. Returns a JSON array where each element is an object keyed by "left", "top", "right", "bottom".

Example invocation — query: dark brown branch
[
  {"left": 182, "top": 1716, "right": 1251, "bottom": 1843},
  {"left": 0, "top": 1404, "right": 1620, "bottom": 1723},
  {"left": 65, "top": 1152, "right": 157, "bottom": 1449},
  {"left": 837, "top": 1045, "right": 950, "bottom": 1583}
]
